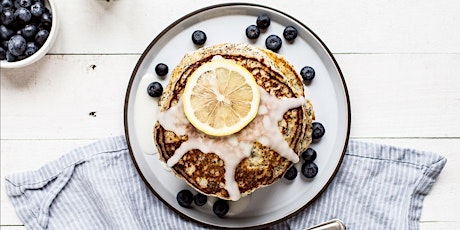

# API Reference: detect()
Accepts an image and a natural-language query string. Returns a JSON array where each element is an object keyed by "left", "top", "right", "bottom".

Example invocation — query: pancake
[{"left": 154, "top": 43, "right": 314, "bottom": 201}]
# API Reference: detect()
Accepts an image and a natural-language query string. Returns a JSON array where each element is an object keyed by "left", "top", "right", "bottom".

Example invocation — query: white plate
[{"left": 124, "top": 3, "right": 350, "bottom": 229}]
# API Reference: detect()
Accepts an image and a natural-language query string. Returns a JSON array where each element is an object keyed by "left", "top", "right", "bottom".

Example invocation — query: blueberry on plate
[
  {"left": 301, "top": 148, "right": 317, "bottom": 162},
  {"left": 256, "top": 14, "right": 271, "bottom": 29},
  {"left": 283, "top": 26, "right": 298, "bottom": 41},
  {"left": 191, "top": 30, "right": 206, "bottom": 45},
  {"left": 147, "top": 82, "right": 163, "bottom": 97},
  {"left": 300, "top": 66, "right": 315, "bottom": 82},
  {"left": 283, "top": 166, "right": 297, "bottom": 180},
  {"left": 176, "top": 189, "right": 194, "bottom": 208},
  {"left": 8, "top": 34, "right": 26, "bottom": 56},
  {"left": 245, "top": 25, "right": 260, "bottom": 39},
  {"left": 213, "top": 199, "right": 229, "bottom": 218},
  {"left": 311, "top": 122, "right": 325, "bottom": 140},
  {"left": 265, "top": 34, "right": 282, "bottom": 52},
  {"left": 155, "top": 63, "right": 168, "bottom": 77},
  {"left": 301, "top": 162, "right": 318, "bottom": 178},
  {"left": 193, "top": 193, "right": 207, "bottom": 206}
]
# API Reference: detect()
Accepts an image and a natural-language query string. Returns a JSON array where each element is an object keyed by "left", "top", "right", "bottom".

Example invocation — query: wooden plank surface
[{"left": 1, "top": 0, "right": 459, "bottom": 228}]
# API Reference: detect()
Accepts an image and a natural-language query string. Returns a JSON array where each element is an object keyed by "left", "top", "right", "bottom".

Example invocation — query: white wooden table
[{"left": 1, "top": 0, "right": 459, "bottom": 229}]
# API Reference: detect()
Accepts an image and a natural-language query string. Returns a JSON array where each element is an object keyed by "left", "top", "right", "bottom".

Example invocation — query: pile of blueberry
[{"left": 0, "top": 0, "right": 52, "bottom": 62}]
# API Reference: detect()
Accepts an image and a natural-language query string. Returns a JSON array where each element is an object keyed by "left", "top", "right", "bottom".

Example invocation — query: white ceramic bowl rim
[{"left": 0, "top": 0, "right": 58, "bottom": 69}]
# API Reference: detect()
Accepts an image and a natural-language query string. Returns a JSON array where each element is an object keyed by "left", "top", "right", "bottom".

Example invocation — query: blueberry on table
[
  {"left": 147, "top": 82, "right": 163, "bottom": 97},
  {"left": 176, "top": 189, "right": 194, "bottom": 208},
  {"left": 256, "top": 14, "right": 271, "bottom": 29},
  {"left": 301, "top": 148, "right": 317, "bottom": 162},
  {"left": 300, "top": 66, "right": 315, "bottom": 82},
  {"left": 213, "top": 199, "right": 229, "bottom": 218},
  {"left": 155, "top": 63, "right": 168, "bottom": 77},
  {"left": 283, "top": 26, "right": 298, "bottom": 41},
  {"left": 193, "top": 193, "right": 207, "bottom": 206},
  {"left": 284, "top": 166, "right": 297, "bottom": 180},
  {"left": 311, "top": 122, "right": 325, "bottom": 140},
  {"left": 8, "top": 34, "right": 26, "bottom": 56},
  {"left": 191, "top": 30, "right": 207, "bottom": 45},
  {"left": 265, "top": 34, "right": 282, "bottom": 52},
  {"left": 245, "top": 25, "right": 260, "bottom": 39},
  {"left": 301, "top": 162, "right": 318, "bottom": 178},
  {"left": 34, "top": 29, "right": 49, "bottom": 46}
]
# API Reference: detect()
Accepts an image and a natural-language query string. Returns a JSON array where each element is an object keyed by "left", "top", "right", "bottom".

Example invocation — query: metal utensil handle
[{"left": 305, "top": 219, "right": 346, "bottom": 230}]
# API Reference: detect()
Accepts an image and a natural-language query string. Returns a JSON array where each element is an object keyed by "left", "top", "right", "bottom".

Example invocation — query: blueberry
[
  {"left": 34, "top": 29, "right": 48, "bottom": 46},
  {"left": 176, "top": 189, "right": 194, "bottom": 208},
  {"left": 0, "top": 47, "right": 6, "bottom": 60},
  {"left": 21, "top": 24, "right": 37, "bottom": 38},
  {"left": 6, "top": 50, "right": 17, "bottom": 61},
  {"left": 283, "top": 26, "right": 298, "bottom": 41},
  {"left": 147, "top": 82, "right": 163, "bottom": 97},
  {"left": 24, "top": 41, "right": 37, "bottom": 56},
  {"left": 193, "top": 193, "right": 207, "bottom": 206},
  {"left": 301, "top": 162, "right": 318, "bottom": 178},
  {"left": 1, "top": 0, "right": 13, "bottom": 8},
  {"left": 265, "top": 34, "right": 282, "bottom": 52},
  {"left": 1, "top": 9, "right": 15, "bottom": 26},
  {"left": 256, "top": 14, "right": 271, "bottom": 29},
  {"left": 30, "top": 1, "right": 44, "bottom": 17},
  {"left": 14, "top": 7, "right": 31, "bottom": 24},
  {"left": 14, "top": 0, "right": 31, "bottom": 8},
  {"left": 8, "top": 34, "right": 26, "bottom": 56},
  {"left": 283, "top": 166, "right": 297, "bottom": 180},
  {"left": 212, "top": 199, "right": 229, "bottom": 218},
  {"left": 40, "top": 11, "right": 51, "bottom": 25},
  {"left": 191, "top": 30, "right": 206, "bottom": 45},
  {"left": 300, "top": 66, "right": 315, "bottom": 82},
  {"left": 245, "top": 25, "right": 260, "bottom": 39},
  {"left": 301, "top": 148, "right": 317, "bottom": 162},
  {"left": 154, "top": 63, "right": 168, "bottom": 77},
  {"left": 0, "top": 24, "right": 14, "bottom": 40},
  {"left": 311, "top": 122, "right": 325, "bottom": 140}
]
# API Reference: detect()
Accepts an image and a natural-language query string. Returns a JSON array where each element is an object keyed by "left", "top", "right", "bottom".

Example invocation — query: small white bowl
[{"left": 1, "top": 0, "right": 59, "bottom": 69}]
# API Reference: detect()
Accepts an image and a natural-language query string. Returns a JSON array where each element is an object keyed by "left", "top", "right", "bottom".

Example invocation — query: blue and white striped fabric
[{"left": 5, "top": 136, "right": 446, "bottom": 230}]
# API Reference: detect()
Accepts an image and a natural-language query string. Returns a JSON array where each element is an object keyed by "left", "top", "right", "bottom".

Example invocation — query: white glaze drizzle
[{"left": 158, "top": 87, "right": 305, "bottom": 200}]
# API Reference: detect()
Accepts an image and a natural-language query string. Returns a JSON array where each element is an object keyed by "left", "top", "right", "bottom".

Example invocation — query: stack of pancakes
[{"left": 154, "top": 43, "right": 314, "bottom": 200}]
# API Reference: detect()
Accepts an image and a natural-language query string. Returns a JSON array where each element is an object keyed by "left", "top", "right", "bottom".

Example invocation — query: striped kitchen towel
[{"left": 5, "top": 136, "right": 446, "bottom": 229}]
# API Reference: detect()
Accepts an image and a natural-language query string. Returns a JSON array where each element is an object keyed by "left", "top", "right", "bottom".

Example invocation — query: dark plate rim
[{"left": 123, "top": 2, "right": 351, "bottom": 229}]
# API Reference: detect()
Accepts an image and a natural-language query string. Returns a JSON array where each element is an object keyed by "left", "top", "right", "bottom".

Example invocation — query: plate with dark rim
[{"left": 124, "top": 3, "right": 350, "bottom": 229}]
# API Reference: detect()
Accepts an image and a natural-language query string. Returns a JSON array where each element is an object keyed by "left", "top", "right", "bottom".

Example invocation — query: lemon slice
[{"left": 182, "top": 58, "right": 260, "bottom": 136}]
